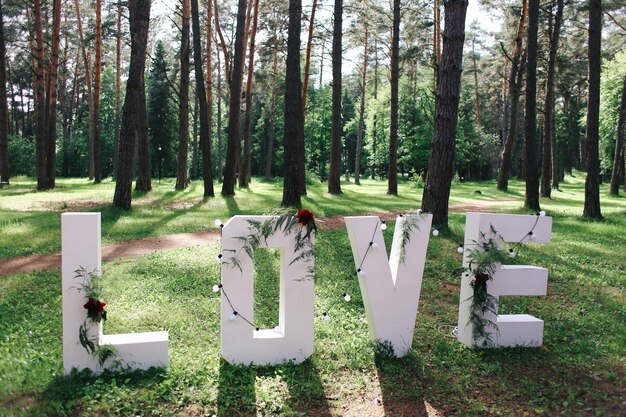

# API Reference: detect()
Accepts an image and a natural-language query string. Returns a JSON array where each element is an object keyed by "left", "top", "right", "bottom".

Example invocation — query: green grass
[{"left": 0, "top": 174, "right": 625, "bottom": 415}]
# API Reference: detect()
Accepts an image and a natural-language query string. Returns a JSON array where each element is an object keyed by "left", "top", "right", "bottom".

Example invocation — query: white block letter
[
  {"left": 220, "top": 216, "right": 314, "bottom": 365},
  {"left": 62, "top": 213, "right": 168, "bottom": 374},
  {"left": 345, "top": 214, "right": 432, "bottom": 357},
  {"left": 457, "top": 212, "right": 552, "bottom": 348}
]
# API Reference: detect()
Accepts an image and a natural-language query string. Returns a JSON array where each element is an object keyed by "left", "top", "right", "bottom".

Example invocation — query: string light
[
  {"left": 216, "top": 253, "right": 223, "bottom": 262},
  {"left": 432, "top": 229, "right": 439, "bottom": 237},
  {"left": 357, "top": 268, "right": 366, "bottom": 276},
  {"left": 369, "top": 241, "right": 379, "bottom": 248},
  {"left": 343, "top": 292, "right": 351, "bottom": 302},
  {"left": 213, "top": 284, "right": 222, "bottom": 292},
  {"left": 417, "top": 209, "right": 423, "bottom": 214},
  {"left": 323, "top": 312, "right": 331, "bottom": 321},
  {"left": 457, "top": 244, "right": 464, "bottom": 254},
  {"left": 214, "top": 219, "right": 224, "bottom": 228},
  {"left": 380, "top": 221, "right": 387, "bottom": 231},
  {"left": 229, "top": 311, "right": 238, "bottom": 321},
  {"left": 509, "top": 249, "right": 517, "bottom": 258}
]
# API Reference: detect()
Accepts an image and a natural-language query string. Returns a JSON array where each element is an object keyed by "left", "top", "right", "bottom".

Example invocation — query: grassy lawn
[{"left": 0, "top": 174, "right": 624, "bottom": 416}]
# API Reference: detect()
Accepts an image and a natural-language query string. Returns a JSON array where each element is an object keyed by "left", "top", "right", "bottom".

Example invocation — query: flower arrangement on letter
[
  {"left": 74, "top": 267, "right": 118, "bottom": 366},
  {"left": 224, "top": 209, "right": 317, "bottom": 281}
]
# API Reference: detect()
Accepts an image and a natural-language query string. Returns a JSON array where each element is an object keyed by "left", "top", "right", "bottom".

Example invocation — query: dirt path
[{"left": 0, "top": 200, "right": 514, "bottom": 277}]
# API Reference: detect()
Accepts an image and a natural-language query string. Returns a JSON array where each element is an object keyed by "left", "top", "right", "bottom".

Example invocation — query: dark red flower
[
  {"left": 296, "top": 209, "right": 315, "bottom": 226},
  {"left": 84, "top": 297, "right": 106, "bottom": 319},
  {"left": 474, "top": 272, "right": 489, "bottom": 287}
]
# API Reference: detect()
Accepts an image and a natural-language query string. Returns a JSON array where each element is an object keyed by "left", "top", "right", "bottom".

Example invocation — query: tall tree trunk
[
  {"left": 498, "top": 0, "right": 527, "bottom": 191},
  {"left": 113, "top": 0, "right": 152, "bottom": 209},
  {"left": 434, "top": 0, "right": 441, "bottom": 92},
  {"left": 240, "top": 0, "right": 259, "bottom": 187},
  {"left": 264, "top": 42, "right": 278, "bottom": 180},
  {"left": 421, "top": 0, "right": 468, "bottom": 228},
  {"left": 354, "top": 25, "right": 368, "bottom": 186},
  {"left": 216, "top": 41, "right": 223, "bottom": 182},
  {"left": 221, "top": 0, "right": 247, "bottom": 196},
  {"left": 114, "top": 0, "right": 122, "bottom": 178},
  {"left": 371, "top": 40, "right": 378, "bottom": 180},
  {"left": 302, "top": 0, "right": 318, "bottom": 117},
  {"left": 176, "top": 0, "right": 191, "bottom": 190},
  {"left": 134, "top": 77, "right": 151, "bottom": 191},
  {"left": 191, "top": 94, "right": 199, "bottom": 179},
  {"left": 213, "top": 0, "right": 230, "bottom": 86},
  {"left": 34, "top": 0, "right": 47, "bottom": 190},
  {"left": 549, "top": 0, "right": 564, "bottom": 191},
  {"left": 282, "top": 0, "right": 304, "bottom": 207},
  {"left": 328, "top": 0, "right": 343, "bottom": 194},
  {"left": 59, "top": 18, "right": 69, "bottom": 178},
  {"left": 0, "top": 0, "right": 9, "bottom": 183},
  {"left": 43, "top": 0, "right": 61, "bottom": 188},
  {"left": 388, "top": 0, "right": 401, "bottom": 195},
  {"left": 609, "top": 75, "right": 626, "bottom": 195},
  {"left": 583, "top": 0, "right": 602, "bottom": 219},
  {"left": 472, "top": 38, "right": 481, "bottom": 129},
  {"left": 541, "top": 0, "right": 563, "bottom": 197},
  {"left": 206, "top": 0, "right": 214, "bottom": 183},
  {"left": 74, "top": 0, "right": 95, "bottom": 181},
  {"left": 93, "top": 0, "right": 102, "bottom": 182},
  {"left": 523, "top": 0, "right": 540, "bottom": 211},
  {"left": 191, "top": 0, "right": 214, "bottom": 197}
]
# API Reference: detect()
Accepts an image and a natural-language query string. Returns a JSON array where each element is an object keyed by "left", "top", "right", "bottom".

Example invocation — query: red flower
[
  {"left": 84, "top": 297, "right": 106, "bottom": 319},
  {"left": 296, "top": 209, "right": 315, "bottom": 226}
]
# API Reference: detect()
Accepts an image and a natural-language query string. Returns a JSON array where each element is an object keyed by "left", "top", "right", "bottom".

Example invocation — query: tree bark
[
  {"left": 541, "top": 0, "right": 563, "bottom": 197},
  {"left": 93, "top": 0, "right": 102, "bottom": 183},
  {"left": 113, "top": 0, "right": 152, "bottom": 209},
  {"left": 213, "top": 0, "right": 230, "bottom": 86},
  {"left": 523, "top": 0, "right": 540, "bottom": 211},
  {"left": 354, "top": 25, "right": 368, "bottom": 186},
  {"left": 206, "top": 0, "right": 214, "bottom": 182},
  {"left": 176, "top": 0, "right": 191, "bottom": 190},
  {"left": 216, "top": 41, "right": 223, "bottom": 182},
  {"left": 240, "top": 0, "right": 259, "bottom": 188},
  {"left": 282, "top": 0, "right": 304, "bottom": 207},
  {"left": 134, "top": 78, "right": 151, "bottom": 191},
  {"left": 191, "top": 0, "right": 214, "bottom": 197},
  {"left": 302, "top": 0, "right": 318, "bottom": 117},
  {"left": 191, "top": 94, "right": 199, "bottom": 179},
  {"left": 434, "top": 0, "right": 441, "bottom": 92},
  {"left": 421, "top": 0, "right": 468, "bottom": 228},
  {"left": 59, "top": 17, "right": 69, "bottom": 178},
  {"left": 388, "top": 0, "right": 401, "bottom": 196},
  {"left": 609, "top": 75, "right": 626, "bottom": 195},
  {"left": 0, "top": 0, "right": 9, "bottom": 183},
  {"left": 74, "top": 0, "right": 95, "bottom": 181},
  {"left": 221, "top": 0, "right": 247, "bottom": 196},
  {"left": 328, "top": 0, "right": 343, "bottom": 194},
  {"left": 114, "top": 1, "right": 122, "bottom": 179},
  {"left": 34, "top": 0, "right": 47, "bottom": 190},
  {"left": 264, "top": 41, "right": 279, "bottom": 180},
  {"left": 583, "top": 0, "right": 602, "bottom": 219},
  {"left": 497, "top": 0, "right": 527, "bottom": 191}
]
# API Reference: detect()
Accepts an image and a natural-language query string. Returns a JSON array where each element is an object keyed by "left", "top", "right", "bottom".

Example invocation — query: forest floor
[{"left": 0, "top": 198, "right": 513, "bottom": 276}]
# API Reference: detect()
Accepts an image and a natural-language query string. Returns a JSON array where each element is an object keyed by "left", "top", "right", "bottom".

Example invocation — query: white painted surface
[
  {"left": 457, "top": 212, "right": 552, "bottom": 348},
  {"left": 62, "top": 213, "right": 168, "bottom": 374},
  {"left": 345, "top": 214, "right": 432, "bottom": 357},
  {"left": 220, "top": 216, "right": 315, "bottom": 365}
]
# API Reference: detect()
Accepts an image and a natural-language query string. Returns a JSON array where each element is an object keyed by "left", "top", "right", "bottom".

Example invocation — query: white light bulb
[
  {"left": 371, "top": 242, "right": 379, "bottom": 248},
  {"left": 229, "top": 312, "right": 238, "bottom": 321},
  {"left": 212, "top": 284, "right": 221, "bottom": 293},
  {"left": 432, "top": 229, "right": 439, "bottom": 237},
  {"left": 417, "top": 209, "right": 423, "bottom": 214},
  {"left": 357, "top": 269, "right": 366, "bottom": 277},
  {"left": 457, "top": 246, "right": 464, "bottom": 254},
  {"left": 344, "top": 294, "right": 351, "bottom": 302},
  {"left": 509, "top": 250, "right": 517, "bottom": 258},
  {"left": 529, "top": 233, "right": 536, "bottom": 241},
  {"left": 214, "top": 219, "right": 223, "bottom": 227},
  {"left": 381, "top": 223, "right": 387, "bottom": 231},
  {"left": 323, "top": 313, "right": 331, "bottom": 321},
  {"left": 539, "top": 210, "right": 546, "bottom": 217},
  {"left": 216, "top": 254, "right": 223, "bottom": 262}
]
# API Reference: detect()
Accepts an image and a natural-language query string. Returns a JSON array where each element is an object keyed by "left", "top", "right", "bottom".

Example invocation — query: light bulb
[
  {"left": 381, "top": 222, "right": 387, "bottom": 231},
  {"left": 343, "top": 293, "right": 351, "bottom": 302},
  {"left": 229, "top": 312, "right": 238, "bottom": 321},
  {"left": 457, "top": 245, "right": 464, "bottom": 254},
  {"left": 370, "top": 241, "right": 379, "bottom": 248},
  {"left": 323, "top": 312, "right": 331, "bottom": 321},
  {"left": 216, "top": 254, "right": 223, "bottom": 262},
  {"left": 432, "top": 229, "right": 439, "bottom": 237},
  {"left": 212, "top": 284, "right": 222, "bottom": 293},
  {"left": 509, "top": 249, "right": 516, "bottom": 258},
  {"left": 417, "top": 209, "right": 423, "bottom": 214},
  {"left": 528, "top": 231, "right": 536, "bottom": 241},
  {"left": 357, "top": 269, "right": 366, "bottom": 277},
  {"left": 539, "top": 210, "right": 546, "bottom": 217},
  {"left": 214, "top": 219, "right": 223, "bottom": 227}
]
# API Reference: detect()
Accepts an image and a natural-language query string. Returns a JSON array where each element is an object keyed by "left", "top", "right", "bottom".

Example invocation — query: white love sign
[
  {"left": 345, "top": 214, "right": 432, "bottom": 357},
  {"left": 220, "top": 216, "right": 315, "bottom": 365},
  {"left": 62, "top": 213, "right": 168, "bottom": 374},
  {"left": 457, "top": 212, "right": 552, "bottom": 348}
]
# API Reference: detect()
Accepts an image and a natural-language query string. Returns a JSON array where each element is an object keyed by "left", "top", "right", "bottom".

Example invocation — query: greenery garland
[
  {"left": 223, "top": 209, "right": 317, "bottom": 282},
  {"left": 74, "top": 267, "right": 118, "bottom": 367},
  {"left": 397, "top": 211, "right": 426, "bottom": 264}
]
